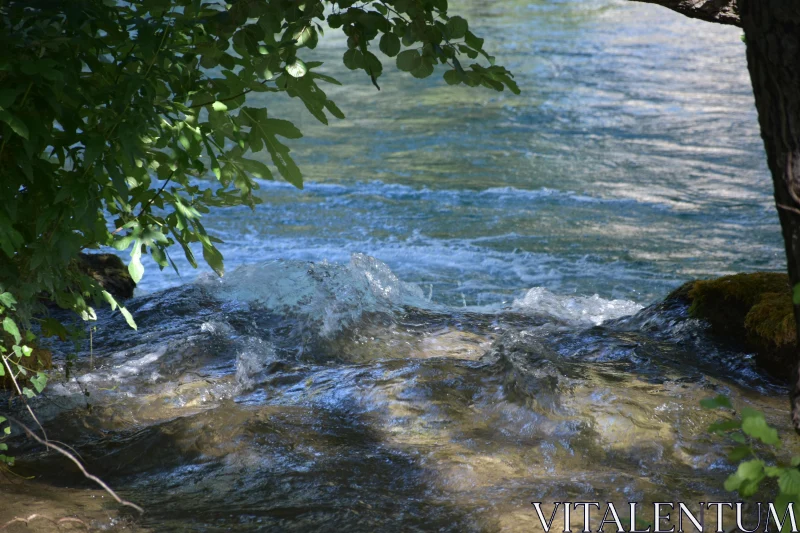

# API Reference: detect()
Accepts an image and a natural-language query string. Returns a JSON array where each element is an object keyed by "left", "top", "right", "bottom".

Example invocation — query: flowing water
[{"left": 2, "top": 0, "right": 797, "bottom": 531}]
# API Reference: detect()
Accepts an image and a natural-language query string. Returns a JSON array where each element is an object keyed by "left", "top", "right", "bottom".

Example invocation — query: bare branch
[
  {"left": 628, "top": 0, "right": 741, "bottom": 26},
  {"left": 2, "top": 415, "right": 144, "bottom": 514},
  {"left": 2, "top": 356, "right": 48, "bottom": 442}
]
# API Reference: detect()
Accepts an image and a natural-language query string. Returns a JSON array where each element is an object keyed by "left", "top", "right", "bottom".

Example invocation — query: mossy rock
[{"left": 672, "top": 272, "right": 797, "bottom": 380}]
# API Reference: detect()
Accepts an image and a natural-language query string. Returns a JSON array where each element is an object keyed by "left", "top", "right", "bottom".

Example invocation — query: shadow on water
[
  {"left": 18, "top": 404, "right": 489, "bottom": 532},
  {"left": 5, "top": 257, "right": 795, "bottom": 531}
]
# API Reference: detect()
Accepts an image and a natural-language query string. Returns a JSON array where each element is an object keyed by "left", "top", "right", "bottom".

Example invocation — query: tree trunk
[{"left": 738, "top": 0, "right": 800, "bottom": 429}]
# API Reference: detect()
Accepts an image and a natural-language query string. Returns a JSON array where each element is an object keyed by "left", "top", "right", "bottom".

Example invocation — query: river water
[{"left": 3, "top": 0, "right": 798, "bottom": 532}]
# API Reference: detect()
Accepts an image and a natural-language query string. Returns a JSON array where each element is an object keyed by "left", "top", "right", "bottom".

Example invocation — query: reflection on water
[
  {"left": 2, "top": 0, "right": 792, "bottom": 531},
  {"left": 134, "top": 0, "right": 780, "bottom": 307}
]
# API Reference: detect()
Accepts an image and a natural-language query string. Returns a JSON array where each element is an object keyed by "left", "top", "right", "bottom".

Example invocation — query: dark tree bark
[
  {"left": 630, "top": 0, "right": 740, "bottom": 26},
  {"left": 738, "top": 0, "right": 800, "bottom": 429},
  {"left": 630, "top": 0, "right": 800, "bottom": 428}
]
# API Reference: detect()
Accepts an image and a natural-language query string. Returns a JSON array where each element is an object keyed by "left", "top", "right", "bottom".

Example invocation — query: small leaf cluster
[
  {"left": 0, "top": 292, "right": 49, "bottom": 465},
  {"left": 330, "top": 0, "right": 519, "bottom": 92},
  {"left": 702, "top": 395, "right": 800, "bottom": 528}
]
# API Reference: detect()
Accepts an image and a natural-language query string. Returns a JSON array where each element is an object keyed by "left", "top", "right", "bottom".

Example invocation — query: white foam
[
  {"left": 203, "top": 254, "right": 426, "bottom": 337},
  {"left": 511, "top": 286, "right": 643, "bottom": 325}
]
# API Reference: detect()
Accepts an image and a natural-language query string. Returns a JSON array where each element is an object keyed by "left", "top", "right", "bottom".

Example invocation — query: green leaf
[
  {"left": 700, "top": 395, "right": 733, "bottom": 410},
  {"left": 411, "top": 60, "right": 434, "bottom": 79},
  {"left": 738, "top": 459, "right": 765, "bottom": 480},
  {"left": 0, "top": 88, "right": 18, "bottom": 108},
  {"left": 363, "top": 52, "right": 383, "bottom": 79},
  {"left": 2, "top": 317, "right": 21, "bottom": 344},
  {"left": 741, "top": 407, "right": 780, "bottom": 445},
  {"left": 0, "top": 292, "right": 16, "bottom": 308},
  {"left": 730, "top": 432, "right": 747, "bottom": 444},
  {"left": 343, "top": 49, "right": 363, "bottom": 70},
  {"left": 0, "top": 110, "right": 29, "bottom": 139},
  {"left": 727, "top": 445, "right": 752, "bottom": 462},
  {"left": 379, "top": 33, "right": 401, "bottom": 57},
  {"left": 203, "top": 244, "right": 225, "bottom": 277},
  {"left": 266, "top": 118, "right": 303, "bottom": 139},
  {"left": 724, "top": 471, "right": 743, "bottom": 492},
  {"left": 128, "top": 250, "right": 145, "bottom": 284},
  {"left": 30, "top": 372, "right": 47, "bottom": 394},
  {"left": 443, "top": 70, "right": 461, "bottom": 85},
  {"left": 239, "top": 158, "right": 274, "bottom": 180},
  {"left": 708, "top": 419, "right": 741, "bottom": 433},
  {"left": 22, "top": 387, "right": 35, "bottom": 399},
  {"left": 286, "top": 59, "right": 308, "bottom": 78},
  {"left": 446, "top": 16, "right": 468, "bottom": 39},
  {"left": 119, "top": 306, "right": 137, "bottom": 330},
  {"left": 779, "top": 469, "right": 800, "bottom": 495},
  {"left": 212, "top": 101, "right": 228, "bottom": 112},
  {"left": 101, "top": 290, "right": 119, "bottom": 311},
  {"left": 396, "top": 50, "right": 421, "bottom": 72},
  {"left": 41, "top": 318, "right": 68, "bottom": 340},
  {"left": 464, "top": 30, "right": 484, "bottom": 51}
]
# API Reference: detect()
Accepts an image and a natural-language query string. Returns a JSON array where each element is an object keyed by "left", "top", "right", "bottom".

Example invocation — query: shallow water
[
  {"left": 2, "top": 0, "right": 794, "bottom": 531},
  {"left": 6, "top": 256, "right": 796, "bottom": 532}
]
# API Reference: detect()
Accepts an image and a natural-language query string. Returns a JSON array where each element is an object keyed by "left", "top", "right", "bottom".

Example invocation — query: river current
[{"left": 2, "top": 0, "right": 797, "bottom": 531}]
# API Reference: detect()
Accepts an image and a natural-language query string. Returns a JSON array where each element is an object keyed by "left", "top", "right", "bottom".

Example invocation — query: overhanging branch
[{"left": 629, "top": 0, "right": 741, "bottom": 26}]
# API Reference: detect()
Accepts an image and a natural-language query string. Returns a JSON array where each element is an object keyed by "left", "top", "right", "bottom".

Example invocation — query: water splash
[
  {"left": 511, "top": 286, "right": 643, "bottom": 325},
  {"left": 202, "top": 254, "right": 426, "bottom": 338}
]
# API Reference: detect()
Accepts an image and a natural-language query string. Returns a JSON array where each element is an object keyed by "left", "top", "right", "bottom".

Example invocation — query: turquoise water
[
  {"left": 7, "top": 2, "right": 796, "bottom": 532},
  {"left": 136, "top": 0, "right": 782, "bottom": 307}
]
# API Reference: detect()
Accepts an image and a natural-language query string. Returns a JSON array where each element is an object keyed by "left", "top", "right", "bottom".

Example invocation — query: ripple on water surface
[{"left": 7, "top": 255, "right": 793, "bottom": 531}]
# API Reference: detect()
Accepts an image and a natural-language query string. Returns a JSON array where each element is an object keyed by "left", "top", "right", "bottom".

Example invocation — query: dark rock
[
  {"left": 664, "top": 272, "right": 796, "bottom": 381},
  {"left": 78, "top": 253, "right": 136, "bottom": 300}
]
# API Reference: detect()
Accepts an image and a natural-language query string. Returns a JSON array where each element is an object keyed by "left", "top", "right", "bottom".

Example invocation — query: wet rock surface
[
  {"left": 2, "top": 258, "right": 797, "bottom": 531},
  {"left": 663, "top": 272, "right": 796, "bottom": 382}
]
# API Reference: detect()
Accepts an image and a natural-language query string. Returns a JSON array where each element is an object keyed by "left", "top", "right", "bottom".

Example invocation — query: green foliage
[
  {"left": 0, "top": 0, "right": 515, "bottom": 464},
  {"left": 702, "top": 396, "right": 800, "bottom": 530},
  {"left": 0, "top": 292, "right": 48, "bottom": 466},
  {"left": 0, "top": 0, "right": 516, "bottom": 328}
]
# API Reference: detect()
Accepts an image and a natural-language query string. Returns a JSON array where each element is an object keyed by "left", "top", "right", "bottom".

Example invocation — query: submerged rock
[{"left": 665, "top": 272, "right": 796, "bottom": 380}]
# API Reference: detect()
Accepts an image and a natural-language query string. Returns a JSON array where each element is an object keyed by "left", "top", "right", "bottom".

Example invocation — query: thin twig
[
  {"left": 140, "top": 171, "right": 175, "bottom": 216},
  {"left": 777, "top": 203, "right": 800, "bottom": 216},
  {"left": 188, "top": 79, "right": 269, "bottom": 109},
  {"left": 2, "top": 356, "right": 48, "bottom": 443},
  {"left": 2, "top": 415, "right": 144, "bottom": 514},
  {"left": 111, "top": 170, "right": 175, "bottom": 235}
]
